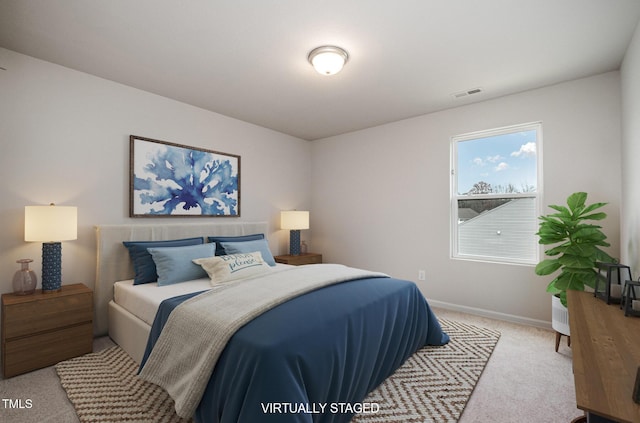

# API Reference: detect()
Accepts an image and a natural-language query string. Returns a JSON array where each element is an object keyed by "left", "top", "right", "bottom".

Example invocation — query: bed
[{"left": 95, "top": 222, "right": 449, "bottom": 423}]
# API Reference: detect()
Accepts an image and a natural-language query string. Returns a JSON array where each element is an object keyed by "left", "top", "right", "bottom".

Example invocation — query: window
[{"left": 451, "top": 122, "right": 542, "bottom": 265}]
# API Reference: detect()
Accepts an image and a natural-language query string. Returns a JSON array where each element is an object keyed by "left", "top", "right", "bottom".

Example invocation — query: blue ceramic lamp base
[
  {"left": 289, "top": 230, "right": 302, "bottom": 256},
  {"left": 42, "top": 242, "right": 62, "bottom": 292}
]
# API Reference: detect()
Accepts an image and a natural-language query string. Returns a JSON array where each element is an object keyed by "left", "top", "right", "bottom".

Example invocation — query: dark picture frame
[{"left": 129, "top": 135, "right": 240, "bottom": 217}]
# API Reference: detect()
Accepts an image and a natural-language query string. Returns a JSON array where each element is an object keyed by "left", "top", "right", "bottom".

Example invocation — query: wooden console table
[{"left": 567, "top": 289, "right": 640, "bottom": 423}]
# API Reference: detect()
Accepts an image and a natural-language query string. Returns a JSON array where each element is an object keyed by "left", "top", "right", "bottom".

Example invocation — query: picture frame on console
[{"left": 129, "top": 135, "right": 240, "bottom": 217}]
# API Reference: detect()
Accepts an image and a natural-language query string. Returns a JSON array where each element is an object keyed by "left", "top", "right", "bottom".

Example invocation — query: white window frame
[{"left": 450, "top": 122, "right": 543, "bottom": 265}]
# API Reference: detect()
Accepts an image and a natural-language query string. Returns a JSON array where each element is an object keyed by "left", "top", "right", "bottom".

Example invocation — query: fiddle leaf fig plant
[{"left": 535, "top": 192, "right": 613, "bottom": 307}]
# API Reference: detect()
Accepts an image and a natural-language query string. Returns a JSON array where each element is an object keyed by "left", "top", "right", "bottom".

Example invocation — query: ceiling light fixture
[{"left": 308, "top": 46, "right": 349, "bottom": 76}]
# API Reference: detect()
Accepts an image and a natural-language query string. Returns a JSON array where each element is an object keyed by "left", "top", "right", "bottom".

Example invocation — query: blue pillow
[
  {"left": 123, "top": 237, "right": 204, "bottom": 285},
  {"left": 147, "top": 243, "right": 216, "bottom": 286},
  {"left": 208, "top": 233, "right": 265, "bottom": 256},
  {"left": 220, "top": 239, "right": 276, "bottom": 267}
]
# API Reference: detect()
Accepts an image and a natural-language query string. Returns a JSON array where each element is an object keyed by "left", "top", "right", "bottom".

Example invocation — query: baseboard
[{"left": 429, "top": 299, "right": 552, "bottom": 331}]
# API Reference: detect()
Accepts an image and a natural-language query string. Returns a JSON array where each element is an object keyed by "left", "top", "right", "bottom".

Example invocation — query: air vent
[{"left": 452, "top": 87, "right": 483, "bottom": 99}]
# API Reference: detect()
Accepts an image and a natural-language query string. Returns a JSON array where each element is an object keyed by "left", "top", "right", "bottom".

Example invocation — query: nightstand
[
  {"left": 1, "top": 283, "right": 93, "bottom": 378},
  {"left": 274, "top": 253, "right": 323, "bottom": 266}
]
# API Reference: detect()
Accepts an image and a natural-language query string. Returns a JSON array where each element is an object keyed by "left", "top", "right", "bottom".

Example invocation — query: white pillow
[{"left": 193, "top": 251, "right": 271, "bottom": 285}]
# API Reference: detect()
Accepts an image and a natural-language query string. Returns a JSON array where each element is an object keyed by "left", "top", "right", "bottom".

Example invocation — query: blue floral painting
[{"left": 130, "top": 136, "right": 240, "bottom": 216}]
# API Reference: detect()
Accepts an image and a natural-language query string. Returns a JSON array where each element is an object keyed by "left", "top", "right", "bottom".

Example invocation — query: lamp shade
[
  {"left": 25, "top": 205, "right": 77, "bottom": 242},
  {"left": 281, "top": 211, "right": 309, "bottom": 230}
]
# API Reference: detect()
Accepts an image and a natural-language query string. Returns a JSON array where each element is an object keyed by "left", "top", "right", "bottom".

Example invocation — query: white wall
[
  {"left": 0, "top": 48, "right": 312, "bottom": 295},
  {"left": 621, "top": 21, "right": 640, "bottom": 273},
  {"left": 311, "top": 72, "right": 622, "bottom": 326},
  {"left": 1, "top": 45, "right": 628, "bottom": 328}
]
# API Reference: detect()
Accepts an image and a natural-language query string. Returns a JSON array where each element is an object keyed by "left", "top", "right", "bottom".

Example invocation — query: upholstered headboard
[{"left": 94, "top": 221, "right": 269, "bottom": 335}]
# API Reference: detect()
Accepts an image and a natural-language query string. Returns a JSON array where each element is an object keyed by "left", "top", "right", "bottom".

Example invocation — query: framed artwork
[{"left": 130, "top": 135, "right": 240, "bottom": 217}]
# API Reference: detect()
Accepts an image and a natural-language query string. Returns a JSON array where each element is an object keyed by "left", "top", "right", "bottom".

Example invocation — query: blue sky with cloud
[{"left": 456, "top": 129, "right": 538, "bottom": 195}]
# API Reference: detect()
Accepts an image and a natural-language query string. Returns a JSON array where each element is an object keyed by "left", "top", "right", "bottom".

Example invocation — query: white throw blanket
[{"left": 138, "top": 263, "right": 388, "bottom": 418}]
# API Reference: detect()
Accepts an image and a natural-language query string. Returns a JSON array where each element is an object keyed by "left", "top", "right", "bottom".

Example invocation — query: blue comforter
[{"left": 140, "top": 276, "right": 448, "bottom": 423}]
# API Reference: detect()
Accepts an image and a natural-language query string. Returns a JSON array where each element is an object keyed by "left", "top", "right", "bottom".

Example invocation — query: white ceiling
[{"left": 1, "top": 1, "right": 639, "bottom": 141}]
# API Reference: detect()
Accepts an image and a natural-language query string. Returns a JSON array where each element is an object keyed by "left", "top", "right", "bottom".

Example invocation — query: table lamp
[
  {"left": 281, "top": 211, "right": 309, "bottom": 256},
  {"left": 25, "top": 203, "right": 77, "bottom": 292}
]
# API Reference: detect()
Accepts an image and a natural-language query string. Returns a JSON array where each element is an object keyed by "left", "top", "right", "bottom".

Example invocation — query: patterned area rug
[
  {"left": 56, "top": 345, "right": 192, "bottom": 423},
  {"left": 56, "top": 319, "right": 499, "bottom": 423},
  {"left": 352, "top": 319, "right": 500, "bottom": 423}
]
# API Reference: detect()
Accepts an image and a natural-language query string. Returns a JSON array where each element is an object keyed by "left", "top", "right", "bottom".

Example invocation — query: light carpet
[{"left": 55, "top": 319, "right": 499, "bottom": 423}]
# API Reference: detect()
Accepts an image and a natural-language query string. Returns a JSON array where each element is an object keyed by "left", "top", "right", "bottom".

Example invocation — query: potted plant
[{"left": 535, "top": 192, "right": 614, "bottom": 337}]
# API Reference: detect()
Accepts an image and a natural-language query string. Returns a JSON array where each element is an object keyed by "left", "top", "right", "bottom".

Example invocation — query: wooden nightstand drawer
[
  {"left": 3, "top": 323, "right": 93, "bottom": 378},
  {"left": 274, "top": 253, "right": 323, "bottom": 266},
  {"left": 3, "top": 289, "right": 92, "bottom": 339},
  {"left": 2, "top": 283, "right": 93, "bottom": 377}
]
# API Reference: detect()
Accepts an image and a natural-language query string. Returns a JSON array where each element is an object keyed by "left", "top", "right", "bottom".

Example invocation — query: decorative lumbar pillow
[
  {"left": 123, "top": 237, "right": 204, "bottom": 285},
  {"left": 193, "top": 252, "right": 271, "bottom": 285},
  {"left": 219, "top": 239, "right": 276, "bottom": 266},
  {"left": 147, "top": 243, "right": 215, "bottom": 286},
  {"left": 207, "top": 233, "right": 265, "bottom": 256}
]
